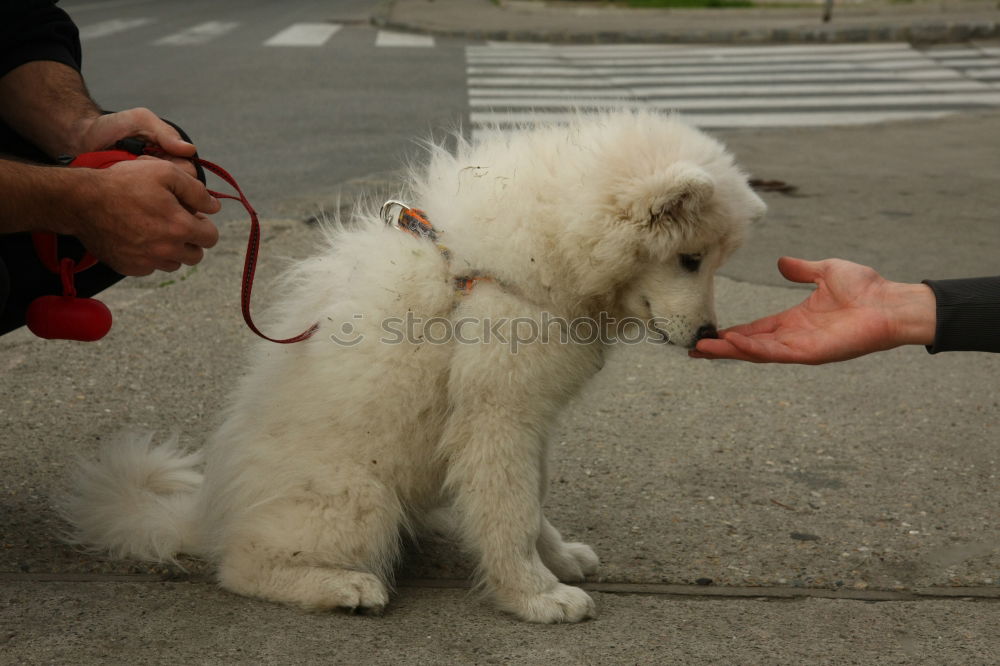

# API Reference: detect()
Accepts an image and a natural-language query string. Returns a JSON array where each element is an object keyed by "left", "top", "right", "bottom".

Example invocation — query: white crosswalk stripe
[
  {"left": 920, "top": 44, "right": 1000, "bottom": 83},
  {"left": 264, "top": 23, "right": 342, "bottom": 47},
  {"left": 375, "top": 30, "right": 436, "bottom": 48},
  {"left": 77, "top": 17, "right": 437, "bottom": 48},
  {"left": 154, "top": 21, "right": 240, "bottom": 46},
  {"left": 79, "top": 17, "right": 155, "bottom": 41},
  {"left": 466, "top": 42, "right": 1000, "bottom": 134}
]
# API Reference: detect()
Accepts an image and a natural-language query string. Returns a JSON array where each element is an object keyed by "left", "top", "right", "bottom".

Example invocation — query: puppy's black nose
[{"left": 695, "top": 324, "right": 718, "bottom": 341}]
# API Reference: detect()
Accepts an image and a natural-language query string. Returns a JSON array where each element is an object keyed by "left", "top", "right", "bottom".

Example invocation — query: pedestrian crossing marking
[
  {"left": 375, "top": 30, "right": 436, "bottom": 48},
  {"left": 154, "top": 21, "right": 240, "bottom": 46},
  {"left": 264, "top": 23, "right": 343, "bottom": 47},
  {"left": 469, "top": 91, "right": 1000, "bottom": 111},
  {"left": 469, "top": 79, "right": 990, "bottom": 98},
  {"left": 470, "top": 110, "right": 953, "bottom": 130},
  {"left": 77, "top": 16, "right": 443, "bottom": 49},
  {"left": 919, "top": 45, "right": 1000, "bottom": 83},
  {"left": 79, "top": 17, "right": 154, "bottom": 40},
  {"left": 466, "top": 42, "right": 1000, "bottom": 133}
]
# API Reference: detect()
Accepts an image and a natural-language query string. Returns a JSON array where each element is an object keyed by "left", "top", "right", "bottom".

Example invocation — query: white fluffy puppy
[{"left": 60, "top": 112, "right": 765, "bottom": 623}]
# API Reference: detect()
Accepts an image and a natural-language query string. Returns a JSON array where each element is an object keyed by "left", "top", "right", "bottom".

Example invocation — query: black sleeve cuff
[
  {"left": 922, "top": 277, "right": 1000, "bottom": 354},
  {"left": 0, "top": 2, "right": 82, "bottom": 79}
]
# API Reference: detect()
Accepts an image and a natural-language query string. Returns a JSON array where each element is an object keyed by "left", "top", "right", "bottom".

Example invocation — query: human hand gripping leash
[{"left": 27, "top": 140, "right": 319, "bottom": 343}]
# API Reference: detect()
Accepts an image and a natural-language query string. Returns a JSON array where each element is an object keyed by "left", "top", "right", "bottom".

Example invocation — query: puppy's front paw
[
  {"left": 501, "top": 584, "right": 597, "bottom": 624},
  {"left": 541, "top": 541, "right": 600, "bottom": 582}
]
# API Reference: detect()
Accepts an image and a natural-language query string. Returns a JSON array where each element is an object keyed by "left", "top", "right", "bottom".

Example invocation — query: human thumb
[
  {"left": 157, "top": 133, "right": 197, "bottom": 158},
  {"left": 776, "top": 256, "right": 826, "bottom": 285}
]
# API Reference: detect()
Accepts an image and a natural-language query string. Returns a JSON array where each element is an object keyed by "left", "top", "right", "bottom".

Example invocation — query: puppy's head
[{"left": 563, "top": 113, "right": 765, "bottom": 347}]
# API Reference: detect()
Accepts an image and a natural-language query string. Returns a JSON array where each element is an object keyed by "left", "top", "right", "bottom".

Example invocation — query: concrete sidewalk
[
  {"left": 2, "top": 109, "right": 999, "bottom": 662},
  {"left": 374, "top": 0, "right": 1000, "bottom": 43}
]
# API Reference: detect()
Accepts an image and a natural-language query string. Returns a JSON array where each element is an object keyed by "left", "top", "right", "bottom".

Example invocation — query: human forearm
[
  {"left": 0, "top": 157, "right": 96, "bottom": 234},
  {"left": 0, "top": 60, "right": 102, "bottom": 158}
]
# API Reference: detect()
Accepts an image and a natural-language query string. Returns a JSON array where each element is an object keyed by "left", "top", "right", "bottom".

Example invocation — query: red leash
[
  {"left": 28, "top": 145, "right": 318, "bottom": 344},
  {"left": 183, "top": 153, "right": 319, "bottom": 344}
]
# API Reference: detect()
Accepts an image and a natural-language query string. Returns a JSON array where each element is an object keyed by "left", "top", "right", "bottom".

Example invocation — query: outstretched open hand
[{"left": 690, "top": 257, "right": 936, "bottom": 364}]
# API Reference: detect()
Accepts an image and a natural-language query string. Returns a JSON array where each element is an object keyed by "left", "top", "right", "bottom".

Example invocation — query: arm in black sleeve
[
  {"left": 922, "top": 277, "right": 1000, "bottom": 354},
  {"left": 0, "top": 1, "right": 82, "bottom": 79}
]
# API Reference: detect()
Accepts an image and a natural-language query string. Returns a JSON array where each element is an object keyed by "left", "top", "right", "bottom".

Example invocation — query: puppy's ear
[
  {"left": 617, "top": 162, "right": 715, "bottom": 229},
  {"left": 648, "top": 162, "right": 715, "bottom": 228}
]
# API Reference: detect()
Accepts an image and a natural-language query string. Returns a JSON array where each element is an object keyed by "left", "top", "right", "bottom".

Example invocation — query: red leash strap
[
  {"left": 184, "top": 155, "right": 319, "bottom": 344},
  {"left": 31, "top": 232, "right": 99, "bottom": 276}
]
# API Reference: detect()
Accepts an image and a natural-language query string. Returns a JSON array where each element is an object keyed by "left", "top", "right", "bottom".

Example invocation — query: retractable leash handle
[
  {"left": 26, "top": 148, "right": 141, "bottom": 341},
  {"left": 27, "top": 141, "right": 318, "bottom": 344}
]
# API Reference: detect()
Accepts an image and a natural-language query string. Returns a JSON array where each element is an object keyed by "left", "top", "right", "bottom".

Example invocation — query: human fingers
[
  {"left": 187, "top": 213, "right": 219, "bottom": 250},
  {"left": 142, "top": 237, "right": 208, "bottom": 272},
  {"left": 132, "top": 140, "right": 197, "bottom": 178},
  {"left": 689, "top": 335, "right": 758, "bottom": 361},
  {"left": 692, "top": 332, "right": 799, "bottom": 364},
  {"left": 160, "top": 163, "right": 221, "bottom": 216},
  {"left": 716, "top": 311, "right": 786, "bottom": 338},
  {"left": 149, "top": 126, "right": 197, "bottom": 159},
  {"left": 721, "top": 332, "right": 798, "bottom": 363},
  {"left": 164, "top": 154, "right": 198, "bottom": 179},
  {"left": 694, "top": 331, "right": 812, "bottom": 364},
  {"left": 178, "top": 243, "right": 205, "bottom": 266},
  {"left": 158, "top": 208, "right": 219, "bottom": 254},
  {"left": 155, "top": 259, "right": 183, "bottom": 273},
  {"left": 776, "top": 256, "right": 828, "bottom": 285},
  {"left": 117, "top": 107, "right": 198, "bottom": 158}
]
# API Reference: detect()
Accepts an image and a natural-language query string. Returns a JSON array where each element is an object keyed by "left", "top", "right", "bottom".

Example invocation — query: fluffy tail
[{"left": 56, "top": 431, "right": 204, "bottom": 562}]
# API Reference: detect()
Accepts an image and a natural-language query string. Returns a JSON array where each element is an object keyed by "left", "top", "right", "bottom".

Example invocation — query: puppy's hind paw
[{"left": 502, "top": 584, "right": 597, "bottom": 624}]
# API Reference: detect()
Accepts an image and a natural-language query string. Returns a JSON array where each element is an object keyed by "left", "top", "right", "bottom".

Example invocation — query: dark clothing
[
  {"left": 0, "top": 1, "right": 81, "bottom": 161},
  {"left": 0, "top": 1, "right": 80, "bottom": 79},
  {"left": 923, "top": 277, "right": 1000, "bottom": 354},
  {"left": 0, "top": 1, "right": 124, "bottom": 335}
]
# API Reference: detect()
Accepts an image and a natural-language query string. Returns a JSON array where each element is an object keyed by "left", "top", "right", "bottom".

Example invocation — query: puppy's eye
[{"left": 679, "top": 253, "right": 702, "bottom": 273}]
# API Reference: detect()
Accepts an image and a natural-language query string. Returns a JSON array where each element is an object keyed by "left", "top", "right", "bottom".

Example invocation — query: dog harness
[{"left": 380, "top": 200, "right": 493, "bottom": 295}]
